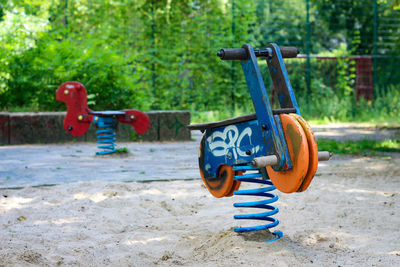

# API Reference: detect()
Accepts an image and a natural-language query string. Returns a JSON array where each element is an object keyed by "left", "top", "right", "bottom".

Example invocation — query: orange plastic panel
[
  {"left": 199, "top": 165, "right": 235, "bottom": 198},
  {"left": 224, "top": 172, "right": 242, "bottom": 197},
  {"left": 198, "top": 136, "right": 235, "bottom": 198},
  {"left": 290, "top": 114, "right": 318, "bottom": 192},
  {"left": 266, "top": 114, "right": 309, "bottom": 193}
]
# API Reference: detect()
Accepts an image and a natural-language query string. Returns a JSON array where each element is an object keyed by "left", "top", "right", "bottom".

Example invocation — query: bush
[{"left": 0, "top": 36, "right": 150, "bottom": 111}]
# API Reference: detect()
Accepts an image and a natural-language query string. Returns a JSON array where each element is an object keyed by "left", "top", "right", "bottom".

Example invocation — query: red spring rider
[{"left": 56, "top": 81, "right": 150, "bottom": 155}]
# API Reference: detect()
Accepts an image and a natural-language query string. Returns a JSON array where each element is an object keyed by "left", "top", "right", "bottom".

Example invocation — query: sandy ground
[
  {"left": 1, "top": 128, "right": 400, "bottom": 266},
  {"left": 1, "top": 156, "right": 400, "bottom": 266}
]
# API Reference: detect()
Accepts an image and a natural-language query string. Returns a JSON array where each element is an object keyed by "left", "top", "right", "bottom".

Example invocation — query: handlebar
[{"left": 217, "top": 46, "right": 299, "bottom": 60}]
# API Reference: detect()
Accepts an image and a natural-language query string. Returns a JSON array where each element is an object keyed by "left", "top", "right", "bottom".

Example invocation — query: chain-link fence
[{"left": 231, "top": 0, "right": 400, "bottom": 101}]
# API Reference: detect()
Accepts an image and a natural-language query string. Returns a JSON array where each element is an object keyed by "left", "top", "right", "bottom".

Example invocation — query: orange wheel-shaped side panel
[
  {"left": 199, "top": 165, "right": 235, "bottom": 198},
  {"left": 198, "top": 135, "right": 235, "bottom": 198},
  {"left": 266, "top": 114, "right": 309, "bottom": 193},
  {"left": 224, "top": 172, "right": 242, "bottom": 197},
  {"left": 290, "top": 113, "right": 318, "bottom": 192}
]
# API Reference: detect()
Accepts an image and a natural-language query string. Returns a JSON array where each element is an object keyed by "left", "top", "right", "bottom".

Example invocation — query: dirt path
[
  {"left": 312, "top": 123, "right": 400, "bottom": 141},
  {"left": 1, "top": 125, "right": 399, "bottom": 189},
  {"left": 0, "top": 139, "right": 199, "bottom": 189}
]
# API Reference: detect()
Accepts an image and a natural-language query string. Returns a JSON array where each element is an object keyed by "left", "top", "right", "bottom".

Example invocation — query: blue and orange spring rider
[{"left": 188, "top": 44, "right": 331, "bottom": 242}]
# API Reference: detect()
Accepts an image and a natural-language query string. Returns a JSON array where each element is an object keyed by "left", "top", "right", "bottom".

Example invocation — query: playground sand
[{"left": 1, "top": 154, "right": 400, "bottom": 266}]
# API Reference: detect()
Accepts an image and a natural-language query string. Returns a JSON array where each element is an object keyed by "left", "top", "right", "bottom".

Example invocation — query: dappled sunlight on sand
[
  {"left": 122, "top": 236, "right": 169, "bottom": 245},
  {"left": 33, "top": 217, "right": 84, "bottom": 225},
  {"left": 73, "top": 192, "right": 115, "bottom": 203},
  {"left": 344, "top": 188, "right": 393, "bottom": 196},
  {"left": 0, "top": 196, "right": 35, "bottom": 212},
  {"left": 388, "top": 251, "right": 400, "bottom": 256}
]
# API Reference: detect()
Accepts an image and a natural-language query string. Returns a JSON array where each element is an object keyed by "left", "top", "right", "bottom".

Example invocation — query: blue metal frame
[
  {"left": 266, "top": 44, "right": 300, "bottom": 114},
  {"left": 240, "top": 44, "right": 287, "bottom": 170},
  {"left": 201, "top": 43, "right": 301, "bottom": 178}
]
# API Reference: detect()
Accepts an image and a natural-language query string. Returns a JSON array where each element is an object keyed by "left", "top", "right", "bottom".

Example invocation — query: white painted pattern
[{"left": 206, "top": 125, "right": 260, "bottom": 160}]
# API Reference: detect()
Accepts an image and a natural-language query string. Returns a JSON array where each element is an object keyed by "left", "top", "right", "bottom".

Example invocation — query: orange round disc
[
  {"left": 290, "top": 114, "right": 318, "bottom": 192},
  {"left": 198, "top": 134, "right": 235, "bottom": 198},
  {"left": 266, "top": 114, "right": 309, "bottom": 193},
  {"left": 224, "top": 172, "right": 242, "bottom": 197},
  {"left": 203, "top": 165, "right": 235, "bottom": 198}
]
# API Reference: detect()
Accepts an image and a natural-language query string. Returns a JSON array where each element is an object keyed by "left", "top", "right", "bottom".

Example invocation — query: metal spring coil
[
  {"left": 232, "top": 165, "right": 283, "bottom": 243},
  {"left": 95, "top": 117, "right": 117, "bottom": 155}
]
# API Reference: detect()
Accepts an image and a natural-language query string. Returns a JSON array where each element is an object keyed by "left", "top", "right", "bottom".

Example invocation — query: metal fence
[{"left": 234, "top": 0, "right": 400, "bottom": 100}]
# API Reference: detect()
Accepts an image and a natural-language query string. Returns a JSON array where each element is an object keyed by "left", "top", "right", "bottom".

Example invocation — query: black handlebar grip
[
  {"left": 217, "top": 48, "right": 248, "bottom": 60},
  {"left": 279, "top": 46, "right": 299, "bottom": 58},
  {"left": 218, "top": 46, "right": 299, "bottom": 60}
]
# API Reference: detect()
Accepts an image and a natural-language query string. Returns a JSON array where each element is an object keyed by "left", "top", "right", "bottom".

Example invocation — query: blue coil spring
[
  {"left": 232, "top": 165, "right": 283, "bottom": 243},
  {"left": 94, "top": 116, "right": 117, "bottom": 155}
]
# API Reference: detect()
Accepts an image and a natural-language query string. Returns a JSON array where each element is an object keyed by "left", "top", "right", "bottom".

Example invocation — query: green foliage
[
  {"left": 0, "top": 0, "right": 399, "bottom": 126},
  {"left": 254, "top": 0, "right": 307, "bottom": 49},
  {"left": 0, "top": 0, "right": 259, "bottom": 113},
  {"left": 317, "top": 138, "right": 400, "bottom": 155},
  {"left": 395, "top": 0, "right": 400, "bottom": 10},
  {"left": 1, "top": 37, "right": 148, "bottom": 111},
  {"left": 310, "top": 0, "right": 375, "bottom": 54}
]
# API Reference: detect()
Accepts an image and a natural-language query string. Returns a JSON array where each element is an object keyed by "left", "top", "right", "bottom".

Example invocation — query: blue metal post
[{"left": 240, "top": 44, "right": 286, "bottom": 169}]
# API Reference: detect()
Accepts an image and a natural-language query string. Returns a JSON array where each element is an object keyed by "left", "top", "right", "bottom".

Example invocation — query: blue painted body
[
  {"left": 203, "top": 119, "right": 263, "bottom": 177},
  {"left": 202, "top": 44, "right": 300, "bottom": 178}
]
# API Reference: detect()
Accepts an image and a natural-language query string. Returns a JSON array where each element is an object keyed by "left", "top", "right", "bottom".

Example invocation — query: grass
[
  {"left": 190, "top": 86, "right": 400, "bottom": 127},
  {"left": 308, "top": 119, "right": 400, "bottom": 128},
  {"left": 191, "top": 109, "right": 400, "bottom": 129},
  {"left": 190, "top": 105, "right": 255, "bottom": 124},
  {"left": 317, "top": 139, "right": 400, "bottom": 155},
  {"left": 1, "top": 103, "right": 41, "bottom": 113},
  {"left": 115, "top": 147, "right": 130, "bottom": 154},
  {"left": 190, "top": 110, "right": 241, "bottom": 124},
  {"left": 190, "top": 109, "right": 400, "bottom": 156}
]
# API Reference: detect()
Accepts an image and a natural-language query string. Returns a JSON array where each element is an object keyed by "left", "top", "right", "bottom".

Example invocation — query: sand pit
[{"left": 1, "top": 153, "right": 400, "bottom": 266}]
